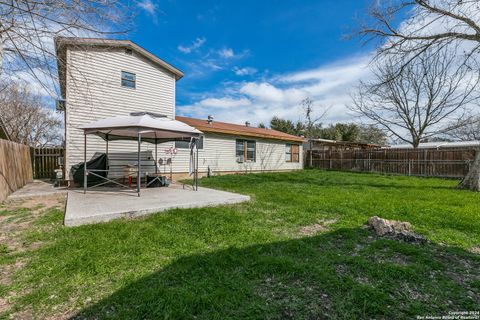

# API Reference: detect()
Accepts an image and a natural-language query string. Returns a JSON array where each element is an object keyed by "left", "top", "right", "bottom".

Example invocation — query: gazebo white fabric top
[{"left": 80, "top": 112, "right": 202, "bottom": 143}]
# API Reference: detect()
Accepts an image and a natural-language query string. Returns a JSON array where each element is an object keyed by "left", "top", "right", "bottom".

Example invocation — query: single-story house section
[
  {"left": 55, "top": 37, "right": 303, "bottom": 183},
  {"left": 173, "top": 116, "right": 304, "bottom": 179}
]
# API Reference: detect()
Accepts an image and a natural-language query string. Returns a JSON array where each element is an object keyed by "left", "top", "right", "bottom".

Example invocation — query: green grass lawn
[{"left": 1, "top": 170, "right": 479, "bottom": 319}]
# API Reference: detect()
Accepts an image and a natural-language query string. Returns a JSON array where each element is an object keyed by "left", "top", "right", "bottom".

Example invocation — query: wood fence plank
[
  {"left": 0, "top": 140, "right": 33, "bottom": 201},
  {"left": 306, "top": 148, "right": 476, "bottom": 178}
]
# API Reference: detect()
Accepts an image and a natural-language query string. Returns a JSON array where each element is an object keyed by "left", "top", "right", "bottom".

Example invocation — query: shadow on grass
[{"left": 73, "top": 228, "right": 480, "bottom": 320}]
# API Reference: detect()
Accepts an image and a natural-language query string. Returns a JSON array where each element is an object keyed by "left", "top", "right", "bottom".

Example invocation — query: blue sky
[{"left": 130, "top": 0, "right": 379, "bottom": 125}]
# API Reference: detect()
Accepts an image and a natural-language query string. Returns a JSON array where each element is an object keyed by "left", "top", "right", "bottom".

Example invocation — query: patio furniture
[
  {"left": 146, "top": 174, "right": 169, "bottom": 188},
  {"left": 71, "top": 153, "right": 109, "bottom": 187},
  {"left": 80, "top": 112, "right": 202, "bottom": 196}
]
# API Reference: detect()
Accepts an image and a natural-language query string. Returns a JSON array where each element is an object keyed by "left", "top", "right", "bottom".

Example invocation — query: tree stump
[{"left": 458, "top": 150, "right": 480, "bottom": 192}]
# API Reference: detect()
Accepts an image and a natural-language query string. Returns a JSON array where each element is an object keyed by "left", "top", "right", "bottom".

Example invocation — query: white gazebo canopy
[
  {"left": 79, "top": 112, "right": 203, "bottom": 196},
  {"left": 81, "top": 111, "right": 202, "bottom": 143}
]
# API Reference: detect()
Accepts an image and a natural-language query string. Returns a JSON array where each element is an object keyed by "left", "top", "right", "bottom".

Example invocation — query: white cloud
[
  {"left": 178, "top": 37, "right": 207, "bottom": 54},
  {"left": 218, "top": 48, "right": 234, "bottom": 58},
  {"left": 194, "top": 97, "right": 251, "bottom": 109},
  {"left": 233, "top": 67, "right": 257, "bottom": 76},
  {"left": 177, "top": 54, "right": 373, "bottom": 126},
  {"left": 217, "top": 47, "right": 250, "bottom": 60},
  {"left": 137, "top": 0, "right": 157, "bottom": 15}
]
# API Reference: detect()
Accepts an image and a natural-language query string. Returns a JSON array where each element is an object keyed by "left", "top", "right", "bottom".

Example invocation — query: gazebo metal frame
[{"left": 81, "top": 112, "right": 202, "bottom": 196}]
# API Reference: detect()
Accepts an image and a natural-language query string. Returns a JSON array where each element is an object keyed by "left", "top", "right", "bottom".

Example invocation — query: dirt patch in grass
[
  {"left": 469, "top": 247, "right": 480, "bottom": 254},
  {"left": 0, "top": 194, "right": 66, "bottom": 318},
  {"left": 298, "top": 219, "right": 337, "bottom": 236}
]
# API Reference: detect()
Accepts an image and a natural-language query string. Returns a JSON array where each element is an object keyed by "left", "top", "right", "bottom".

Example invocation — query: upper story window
[
  {"left": 121, "top": 71, "right": 136, "bottom": 89},
  {"left": 175, "top": 136, "right": 204, "bottom": 149},
  {"left": 286, "top": 143, "right": 300, "bottom": 162},
  {"left": 236, "top": 139, "right": 256, "bottom": 163}
]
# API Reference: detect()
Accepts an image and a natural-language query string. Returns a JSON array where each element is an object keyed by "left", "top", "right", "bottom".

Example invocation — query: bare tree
[
  {"left": 0, "top": 81, "right": 62, "bottom": 146},
  {"left": 301, "top": 97, "right": 329, "bottom": 138},
  {"left": 447, "top": 114, "right": 480, "bottom": 141},
  {"left": 360, "top": 0, "right": 480, "bottom": 70},
  {"left": 0, "top": 0, "right": 132, "bottom": 96},
  {"left": 351, "top": 49, "right": 479, "bottom": 148},
  {"left": 445, "top": 113, "right": 480, "bottom": 190},
  {"left": 359, "top": 0, "right": 480, "bottom": 191}
]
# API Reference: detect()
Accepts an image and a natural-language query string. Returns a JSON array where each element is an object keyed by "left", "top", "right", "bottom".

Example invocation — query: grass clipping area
[{"left": 0, "top": 170, "right": 479, "bottom": 319}]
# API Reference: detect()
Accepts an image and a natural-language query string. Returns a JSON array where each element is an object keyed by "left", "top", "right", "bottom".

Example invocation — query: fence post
[
  {"left": 424, "top": 149, "right": 428, "bottom": 177},
  {"left": 383, "top": 149, "right": 386, "bottom": 175},
  {"left": 329, "top": 149, "right": 332, "bottom": 170},
  {"left": 309, "top": 141, "right": 313, "bottom": 168},
  {"left": 340, "top": 149, "right": 343, "bottom": 170}
]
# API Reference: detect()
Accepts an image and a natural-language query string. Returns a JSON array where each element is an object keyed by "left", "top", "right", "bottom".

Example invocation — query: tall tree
[
  {"left": 360, "top": 1, "right": 480, "bottom": 190},
  {"left": 0, "top": 0, "right": 132, "bottom": 95},
  {"left": 270, "top": 117, "right": 304, "bottom": 136},
  {"left": 0, "top": 82, "right": 62, "bottom": 146},
  {"left": 360, "top": 0, "right": 480, "bottom": 71},
  {"left": 302, "top": 97, "right": 328, "bottom": 138},
  {"left": 357, "top": 124, "right": 388, "bottom": 145},
  {"left": 447, "top": 115, "right": 480, "bottom": 141},
  {"left": 318, "top": 123, "right": 387, "bottom": 145},
  {"left": 351, "top": 49, "right": 479, "bottom": 148}
]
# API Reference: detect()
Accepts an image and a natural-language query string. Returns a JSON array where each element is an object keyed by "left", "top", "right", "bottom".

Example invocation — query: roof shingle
[{"left": 176, "top": 116, "right": 304, "bottom": 143}]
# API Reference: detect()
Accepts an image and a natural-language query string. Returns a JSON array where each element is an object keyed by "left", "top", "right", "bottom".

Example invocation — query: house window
[
  {"left": 286, "top": 143, "right": 300, "bottom": 162},
  {"left": 236, "top": 139, "right": 256, "bottom": 162},
  {"left": 175, "top": 136, "right": 203, "bottom": 149},
  {"left": 121, "top": 71, "right": 136, "bottom": 88}
]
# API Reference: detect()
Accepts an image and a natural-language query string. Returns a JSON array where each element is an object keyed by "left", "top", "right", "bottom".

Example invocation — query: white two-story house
[{"left": 55, "top": 37, "right": 303, "bottom": 183}]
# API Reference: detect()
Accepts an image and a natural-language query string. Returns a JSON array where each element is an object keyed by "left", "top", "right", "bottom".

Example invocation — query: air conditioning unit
[
  {"left": 56, "top": 99, "right": 66, "bottom": 111},
  {"left": 236, "top": 155, "right": 244, "bottom": 163}
]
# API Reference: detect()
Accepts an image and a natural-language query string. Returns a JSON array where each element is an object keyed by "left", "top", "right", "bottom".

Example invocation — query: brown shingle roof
[{"left": 176, "top": 116, "right": 304, "bottom": 143}]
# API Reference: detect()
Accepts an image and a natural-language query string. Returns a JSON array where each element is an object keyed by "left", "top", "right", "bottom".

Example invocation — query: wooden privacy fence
[
  {"left": 305, "top": 148, "right": 477, "bottom": 178},
  {"left": 30, "top": 147, "right": 64, "bottom": 179},
  {"left": 0, "top": 139, "right": 33, "bottom": 201}
]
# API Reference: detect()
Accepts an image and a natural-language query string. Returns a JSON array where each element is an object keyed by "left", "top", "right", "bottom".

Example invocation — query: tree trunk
[{"left": 458, "top": 150, "right": 480, "bottom": 192}]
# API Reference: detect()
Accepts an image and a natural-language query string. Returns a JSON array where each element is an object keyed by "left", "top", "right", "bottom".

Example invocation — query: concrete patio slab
[
  {"left": 7, "top": 180, "right": 67, "bottom": 200},
  {"left": 64, "top": 184, "right": 250, "bottom": 226}
]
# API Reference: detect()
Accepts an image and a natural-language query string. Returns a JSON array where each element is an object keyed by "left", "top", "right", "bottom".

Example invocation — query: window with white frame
[{"left": 236, "top": 139, "right": 256, "bottom": 162}]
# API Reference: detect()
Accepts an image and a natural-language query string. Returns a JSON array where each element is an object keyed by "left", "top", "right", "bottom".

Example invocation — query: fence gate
[{"left": 30, "top": 147, "right": 64, "bottom": 179}]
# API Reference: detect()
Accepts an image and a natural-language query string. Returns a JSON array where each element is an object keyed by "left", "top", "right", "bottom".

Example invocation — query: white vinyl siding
[
  {"left": 63, "top": 46, "right": 302, "bottom": 179},
  {"left": 64, "top": 46, "right": 176, "bottom": 178},
  {"left": 163, "top": 133, "right": 303, "bottom": 174}
]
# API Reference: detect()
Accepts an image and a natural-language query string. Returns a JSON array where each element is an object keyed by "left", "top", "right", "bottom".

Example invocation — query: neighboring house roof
[
  {"left": 176, "top": 116, "right": 305, "bottom": 143},
  {"left": 55, "top": 37, "right": 184, "bottom": 99},
  {"left": 0, "top": 116, "right": 10, "bottom": 141},
  {"left": 389, "top": 141, "right": 480, "bottom": 149},
  {"left": 307, "top": 138, "right": 382, "bottom": 149}
]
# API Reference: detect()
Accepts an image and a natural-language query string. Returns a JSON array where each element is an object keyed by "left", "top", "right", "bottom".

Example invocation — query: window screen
[
  {"left": 236, "top": 139, "right": 256, "bottom": 162},
  {"left": 175, "top": 136, "right": 203, "bottom": 149},
  {"left": 121, "top": 71, "right": 136, "bottom": 88},
  {"left": 286, "top": 143, "right": 299, "bottom": 162}
]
